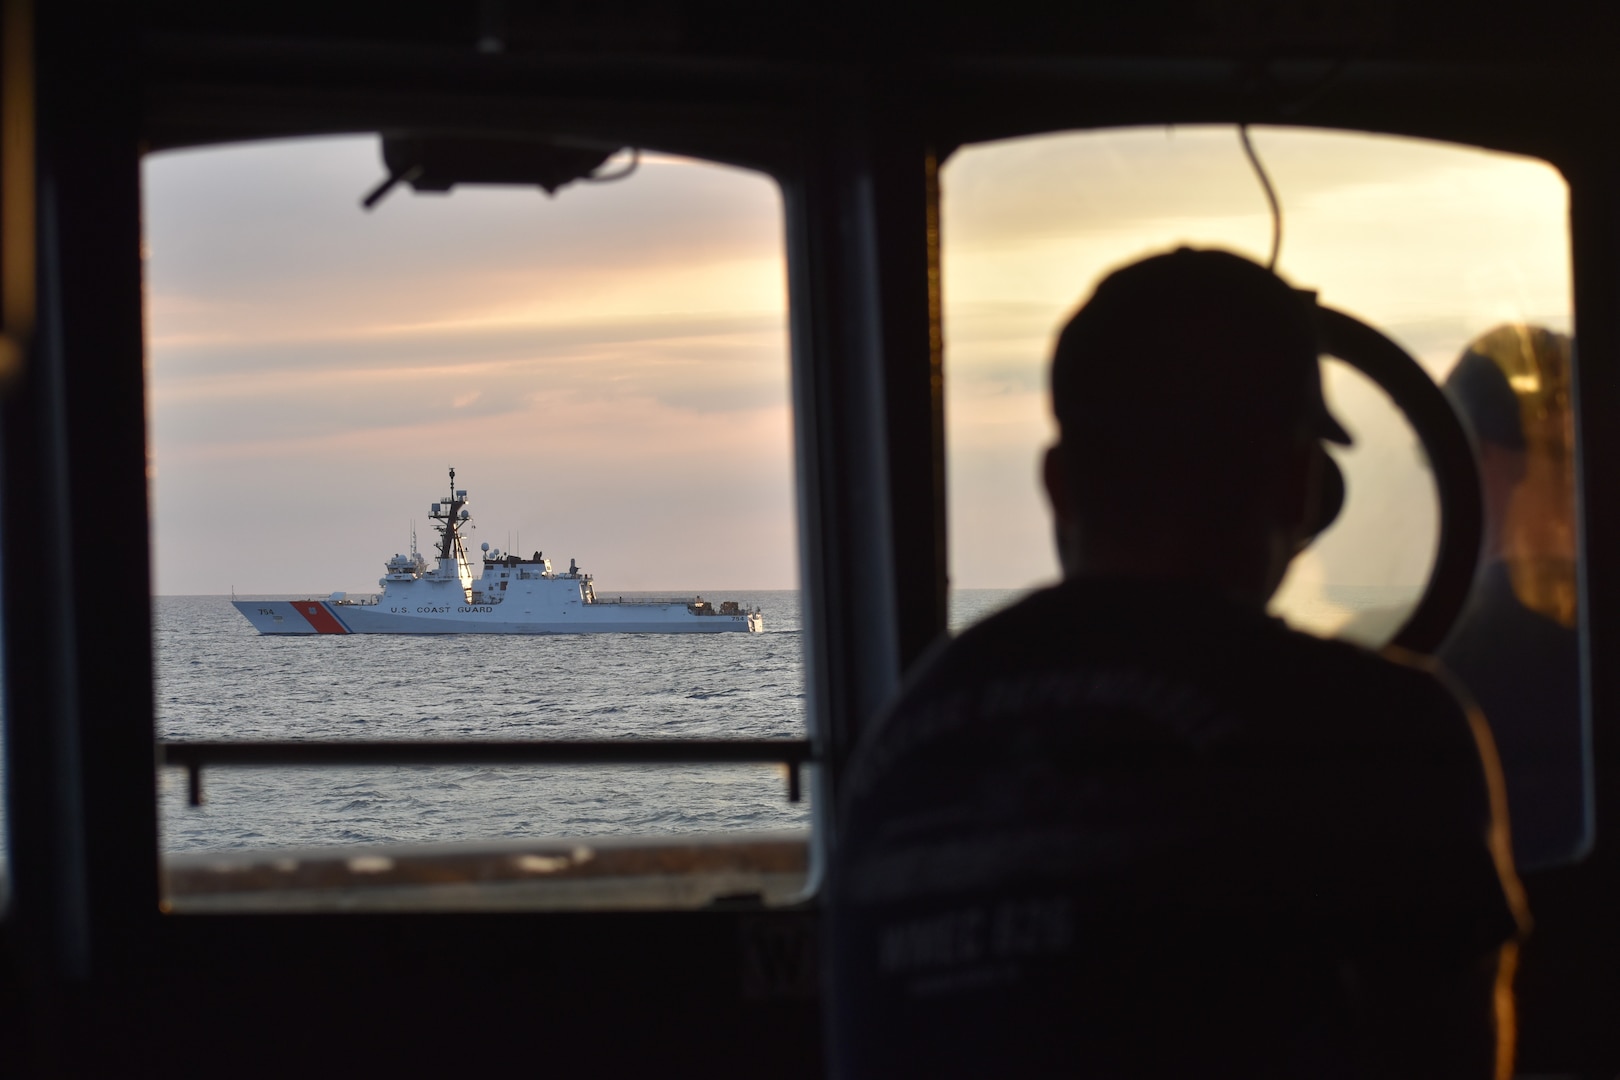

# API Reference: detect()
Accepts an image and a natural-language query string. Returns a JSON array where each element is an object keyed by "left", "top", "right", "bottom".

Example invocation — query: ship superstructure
[{"left": 233, "top": 469, "right": 763, "bottom": 635}]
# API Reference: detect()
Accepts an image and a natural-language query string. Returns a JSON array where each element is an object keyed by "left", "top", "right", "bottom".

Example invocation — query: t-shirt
[
  {"left": 827, "top": 576, "right": 1525, "bottom": 1078},
  {"left": 1439, "top": 559, "right": 1586, "bottom": 869}
]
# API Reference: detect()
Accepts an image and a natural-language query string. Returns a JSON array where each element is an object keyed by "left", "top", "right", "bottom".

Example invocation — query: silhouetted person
[
  {"left": 828, "top": 249, "right": 1526, "bottom": 1078},
  {"left": 1438, "top": 338, "right": 1587, "bottom": 869}
]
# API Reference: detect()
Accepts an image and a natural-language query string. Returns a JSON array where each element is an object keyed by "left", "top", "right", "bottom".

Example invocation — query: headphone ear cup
[{"left": 1305, "top": 444, "right": 1346, "bottom": 542}]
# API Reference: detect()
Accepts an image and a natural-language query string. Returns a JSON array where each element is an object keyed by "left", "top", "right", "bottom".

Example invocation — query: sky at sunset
[
  {"left": 145, "top": 140, "right": 794, "bottom": 595},
  {"left": 143, "top": 127, "right": 1571, "bottom": 603},
  {"left": 940, "top": 125, "right": 1570, "bottom": 621}
]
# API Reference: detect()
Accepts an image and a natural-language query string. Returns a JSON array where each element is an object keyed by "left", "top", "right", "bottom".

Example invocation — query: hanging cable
[{"left": 1238, "top": 124, "right": 1282, "bottom": 271}]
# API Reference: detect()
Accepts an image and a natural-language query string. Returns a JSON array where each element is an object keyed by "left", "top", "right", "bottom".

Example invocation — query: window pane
[
  {"left": 144, "top": 136, "right": 806, "bottom": 907},
  {"left": 1280, "top": 357, "right": 1437, "bottom": 645},
  {"left": 941, "top": 125, "right": 1585, "bottom": 869}
]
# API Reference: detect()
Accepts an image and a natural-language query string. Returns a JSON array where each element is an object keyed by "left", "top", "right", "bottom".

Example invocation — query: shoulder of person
[
  {"left": 894, "top": 586, "right": 1062, "bottom": 694},
  {"left": 838, "top": 591, "right": 1059, "bottom": 809},
  {"left": 1241, "top": 624, "right": 1475, "bottom": 742}
]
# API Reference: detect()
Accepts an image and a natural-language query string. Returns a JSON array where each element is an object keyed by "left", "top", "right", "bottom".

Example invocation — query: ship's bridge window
[
  {"left": 143, "top": 135, "right": 805, "bottom": 911},
  {"left": 940, "top": 126, "right": 1586, "bottom": 870}
]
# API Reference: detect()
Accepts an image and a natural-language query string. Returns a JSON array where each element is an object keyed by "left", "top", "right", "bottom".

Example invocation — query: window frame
[{"left": 5, "top": 25, "right": 1620, "bottom": 1071}]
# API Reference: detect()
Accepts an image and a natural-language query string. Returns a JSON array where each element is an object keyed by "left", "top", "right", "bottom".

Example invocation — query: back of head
[
  {"left": 1050, "top": 248, "right": 1342, "bottom": 542},
  {"left": 1444, "top": 347, "right": 1526, "bottom": 453}
]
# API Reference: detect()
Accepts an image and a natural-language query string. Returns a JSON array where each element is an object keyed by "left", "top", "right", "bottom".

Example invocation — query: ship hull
[{"left": 233, "top": 599, "right": 761, "bottom": 635}]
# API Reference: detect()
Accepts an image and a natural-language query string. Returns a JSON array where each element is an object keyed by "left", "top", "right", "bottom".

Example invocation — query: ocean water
[
  {"left": 0, "top": 584, "right": 1410, "bottom": 868},
  {"left": 155, "top": 588, "right": 1043, "bottom": 853},
  {"left": 156, "top": 590, "right": 815, "bottom": 852}
]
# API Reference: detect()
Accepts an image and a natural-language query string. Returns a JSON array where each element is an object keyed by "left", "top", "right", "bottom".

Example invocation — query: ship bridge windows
[
  {"left": 143, "top": 134, "right": 805, "bottom": 911},
  {"left": 940, "top": 126, "right": 1586, "bottom": 870}
]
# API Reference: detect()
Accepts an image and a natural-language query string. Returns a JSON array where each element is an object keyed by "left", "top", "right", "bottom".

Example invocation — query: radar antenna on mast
[{"left": 435, "top": 466, "right": 471, "bottom": 562}]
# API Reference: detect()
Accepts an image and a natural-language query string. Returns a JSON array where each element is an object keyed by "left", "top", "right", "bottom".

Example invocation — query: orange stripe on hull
[{"left": 297, "top": 602, "right": 349, "bottom": 634}]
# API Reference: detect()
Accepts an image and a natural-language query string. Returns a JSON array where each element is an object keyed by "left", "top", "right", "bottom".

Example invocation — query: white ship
[{"left": 233, "top": 469, "right": 764, "bottom": 635}]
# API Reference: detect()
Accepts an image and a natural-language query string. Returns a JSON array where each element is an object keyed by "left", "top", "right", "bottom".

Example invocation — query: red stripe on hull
[{"left": 297, "top": 602, "right": 349, "bottom": 634}]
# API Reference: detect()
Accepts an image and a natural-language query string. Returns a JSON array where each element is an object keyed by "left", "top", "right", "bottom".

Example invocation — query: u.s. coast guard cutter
[{"left": 233, "top": 469, "right": 763, "bottom": 635}]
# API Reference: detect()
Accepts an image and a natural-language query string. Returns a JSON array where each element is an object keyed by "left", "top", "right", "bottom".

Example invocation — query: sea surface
[
  {"left": 0, "top": 584, "right": 1414, "bottom": 869},
  {"left": 156, "top": 590, "right": 819, "bottom": 853}
]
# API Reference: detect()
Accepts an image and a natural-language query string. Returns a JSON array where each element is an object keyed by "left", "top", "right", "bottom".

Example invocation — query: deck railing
[
  {"left": 591, "top": 595, "right": 706, "bottom": 606},
  {"left": 159, "top": 738, "right": 814, "bottom": 806}
]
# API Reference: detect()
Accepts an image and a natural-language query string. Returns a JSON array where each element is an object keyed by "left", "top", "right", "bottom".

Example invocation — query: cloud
[
  {"left": 144, "top": 125, "right": 1574, "bottom": 597},
  {"left": 148, "top": 313, "right": 792, "bottom": 461},
  {"left": 944, "top": 125, "right": 1553, "bottom": 254},
  {"left": 150, "top": 310, "right": 787, "bottom": 381},
  {"left": 145, "top": 139, "right": 784, "bottom": 329},
  {"left": 145, "top": 137, "right": 796, "bottom": 594},
  {"left": 942, "top": 125, "right": 1570, "bottom": 590}
]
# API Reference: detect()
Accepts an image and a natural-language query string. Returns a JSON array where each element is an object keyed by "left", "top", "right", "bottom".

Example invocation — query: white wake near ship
[{"left": 233, "top": 469, "right": 764, "bottom": 635}]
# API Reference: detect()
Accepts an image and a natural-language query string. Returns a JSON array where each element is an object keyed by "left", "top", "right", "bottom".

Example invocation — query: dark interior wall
[{"left": 3, "top": 2, "right": 1619, "bottom": 1075}]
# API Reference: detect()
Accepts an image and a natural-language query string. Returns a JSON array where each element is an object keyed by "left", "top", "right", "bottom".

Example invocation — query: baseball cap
[{"left": 1051, "top": 248, "right": 1351, "bottom": 450}]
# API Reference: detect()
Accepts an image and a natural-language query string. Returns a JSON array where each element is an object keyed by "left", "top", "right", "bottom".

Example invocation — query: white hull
[{"left": 234, "top": 598, "right": 761, "bottom": 635}]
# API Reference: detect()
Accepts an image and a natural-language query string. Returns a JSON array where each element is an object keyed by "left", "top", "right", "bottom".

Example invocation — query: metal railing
[
  {"left": 159, "top": 738, "right": 815, "bottom": 806},
  {"left": 591, "top": 595, "right": 708, "bottom": 606}
]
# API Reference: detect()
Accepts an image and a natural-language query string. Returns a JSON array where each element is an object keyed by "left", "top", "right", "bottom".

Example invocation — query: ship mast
[
  {"left": 428, "top": 466, "right": 476, "bottom": 601},
  {"left": 435, "top": 466, "right": 466, "bottom": 560}
]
